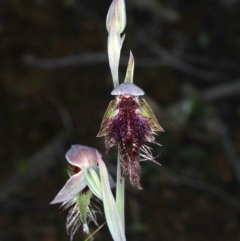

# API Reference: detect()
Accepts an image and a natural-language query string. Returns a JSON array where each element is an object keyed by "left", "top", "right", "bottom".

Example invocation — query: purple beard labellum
[
  {"left": 98, "top": 84, "right": 163, "bottom": 189},
  {"left": 111, "top": 96, "right": 148, "bottom": 189}
]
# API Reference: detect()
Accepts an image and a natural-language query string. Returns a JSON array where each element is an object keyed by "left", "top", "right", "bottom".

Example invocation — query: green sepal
[
  {"left": 138, "top": 98, "right": 164, "bottom": 132},
  {"left": 97, "top": 100, "right": 118, "bottom": 137}
]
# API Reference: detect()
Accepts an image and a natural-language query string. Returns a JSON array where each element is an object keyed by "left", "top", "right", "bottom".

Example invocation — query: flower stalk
[
  {"left": 116, "top": 148, "right": 125, "bottom": 229},
  {"left": 106, "top": 0, "right": 127, "bottom": 228}
]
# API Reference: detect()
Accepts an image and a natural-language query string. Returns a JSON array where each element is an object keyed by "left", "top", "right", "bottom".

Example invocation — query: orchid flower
[
  {"left": 51, "top": 145, "right": 125, "bottom": 241},
  {"left": 97, "top": 77, "right": 164, "bottom": 188},
  {"left": 103, "top": 0, "right": 164, "bottom": 189}
]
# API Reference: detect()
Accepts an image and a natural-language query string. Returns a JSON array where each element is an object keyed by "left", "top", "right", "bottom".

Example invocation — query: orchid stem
[{"left": 116, "top": 147, "right": 125, "bottom": 230}]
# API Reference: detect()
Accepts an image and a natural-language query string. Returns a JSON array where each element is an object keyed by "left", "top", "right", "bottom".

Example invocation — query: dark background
[{"left": 1, "top": 0, "right": 240, "bottom": 240}]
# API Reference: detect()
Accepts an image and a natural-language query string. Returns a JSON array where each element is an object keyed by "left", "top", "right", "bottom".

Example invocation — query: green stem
[{"left": 116, "top": 147, "right": 125, "bottom": 230}]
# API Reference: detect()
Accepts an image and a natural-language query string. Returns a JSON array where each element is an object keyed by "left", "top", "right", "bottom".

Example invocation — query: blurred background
[{"left": 1, "top": 0, "right": 240, "bottom": 240}]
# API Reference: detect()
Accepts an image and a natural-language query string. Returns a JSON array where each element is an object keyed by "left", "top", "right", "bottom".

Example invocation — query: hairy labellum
[
  {"left": 61, "top": 189, "right": 99, "bottom": 240},
  {"left": 98, "top": 84, "right": 163, "bottom": 188}
]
